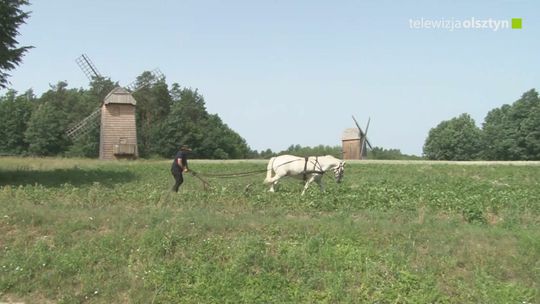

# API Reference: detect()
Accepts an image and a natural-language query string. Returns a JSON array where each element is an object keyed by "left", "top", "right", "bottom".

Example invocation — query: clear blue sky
[{"left": 4, "top": 0, "right": 539, "bottom": 155}]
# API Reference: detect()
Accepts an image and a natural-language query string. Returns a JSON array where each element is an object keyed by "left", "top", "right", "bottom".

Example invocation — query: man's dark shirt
[{"left": 171, "top": 151, "right": 188, "bottom": 172}]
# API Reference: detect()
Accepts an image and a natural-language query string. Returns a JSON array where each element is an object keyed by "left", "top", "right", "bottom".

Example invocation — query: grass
[{"left": 0, "top": 157, "right": 538, "bottom": 303}]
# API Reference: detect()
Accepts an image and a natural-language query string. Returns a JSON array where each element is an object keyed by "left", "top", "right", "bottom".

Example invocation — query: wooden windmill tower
[
  {"left": 99, "top": 87, "right": 138, "bottom": 159},
  {"left": 66, "top": 54, "right": 163, "bottom": 160},
  {"left": 341, "top": 116, "right": 372, "bottom": 160}
]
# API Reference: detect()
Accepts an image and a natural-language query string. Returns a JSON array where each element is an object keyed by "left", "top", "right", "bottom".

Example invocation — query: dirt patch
[{"left": 485, "top": 212, "right": 502, "bottom": 225}]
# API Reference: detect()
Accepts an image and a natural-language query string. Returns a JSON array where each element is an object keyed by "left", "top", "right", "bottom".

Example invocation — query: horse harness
[{"left": 303, "top": 156, "right": 325, "bottom": 182}]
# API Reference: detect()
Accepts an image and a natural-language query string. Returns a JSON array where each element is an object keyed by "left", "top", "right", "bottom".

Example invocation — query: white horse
[{"left": 264, "top": 155, "right": 345, "bottom": 195}]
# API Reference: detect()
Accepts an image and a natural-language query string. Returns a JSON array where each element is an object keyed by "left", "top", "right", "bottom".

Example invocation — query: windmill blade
[
  {"left": 364, "top": 117, "right": 372, "bottom": 150},
  {"left": 365, "top": 138, "right": 373, "bottom": 150},
  {"left": 355, "top": 119, "right": 369, "bottom": 159},
  {"left": 353, "top": 115, "right": 373, "bottom": 158},
  {"left": 351, "top": 115, "right": 366, "bottom": 137},
  {"left": 126, "top": 68, "right": 165, "bottom": 93},
  {"left": 66, "top": 107, "right": 101, "bottom": 139},
  {"left": 76, "top": 54, "right": 102, "bottom": 81},
  {"left": 353, "top": 115, "right": 368, "bottom": 159},
  {"left": 364, "top": 117, "right": 371, "bottom": 136}
]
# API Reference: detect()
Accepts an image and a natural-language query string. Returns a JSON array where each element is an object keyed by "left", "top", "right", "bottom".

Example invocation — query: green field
[{"left": 0, "top": 158, "right": 539, "bottom": 303}]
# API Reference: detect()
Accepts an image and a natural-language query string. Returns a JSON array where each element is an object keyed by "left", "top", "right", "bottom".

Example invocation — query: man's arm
[{"left": 181, "top": 155, "right": 189, "bottom": 172}]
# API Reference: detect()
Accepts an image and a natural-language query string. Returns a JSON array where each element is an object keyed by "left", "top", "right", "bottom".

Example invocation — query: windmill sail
[
  {"left": 352, "top": 116, "right": 364, "bottom": 136},
  {"left": 76, "top": 54, "right": 102, "bottom": 80},
  {"left": 125, "top": 68, "right": 165, "bottom": 92},
  {"left": 66, "top": 107, "right": 101, "bottom": 139},
  {"left": 360, "top": 117, "right": 373, "bottom": 158},
  {"left": 68, "top": 53, "right": 161, "bottom": 160},
  {"left": 352, "top": 115, "right": 372, "bottom": 159},
  {"left": 363, "top": 117, "right": 372, "bottom": 148}
]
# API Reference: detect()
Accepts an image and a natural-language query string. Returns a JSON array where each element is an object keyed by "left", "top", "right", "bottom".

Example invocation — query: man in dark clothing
[{"left": 171, "top": 145, "right": 191, "bottom": 192}]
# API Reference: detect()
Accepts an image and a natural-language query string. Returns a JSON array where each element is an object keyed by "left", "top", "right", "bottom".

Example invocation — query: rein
[
  {"left": 188, "top": 170, "right": 211, "bottom": 190},
  {"left": 189, "top": 156, "right": 329, "bottom": 187},
  {"left": 194, "top": 168, "right": 269, "bottom": 178},
  {"left": 193, "top": 158, "right": 300, "bottom": 179}
]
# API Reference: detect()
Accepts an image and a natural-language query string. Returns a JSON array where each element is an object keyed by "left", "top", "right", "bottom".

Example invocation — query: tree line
[
  {"left": 0, "top": 77, "right": 419, "bottom": 160},
  {"left": 255, "top": 144, "right": 419, "bottom": 160},
  {"left": 0, "top": 75, "right": 422, "bottom": 160},
  {"left": 0, "top": 76, "right": 253, "bottom": 159},
  {"left": 4, "top": 80, "right": 536, "bottom": 161},
  {"left": 423, "top": 89, "right": 540, "bottom": 160}
]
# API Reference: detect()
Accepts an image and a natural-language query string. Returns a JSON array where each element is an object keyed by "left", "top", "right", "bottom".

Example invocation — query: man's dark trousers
[{"left": 171, "top": 168, "right": 184, "bottom": 192}]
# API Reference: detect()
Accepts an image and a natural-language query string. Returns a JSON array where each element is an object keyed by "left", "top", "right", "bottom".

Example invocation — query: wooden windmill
[
  {"left": 341, "top": 116, "right": 372, "bottom": 160},
  {"left": 66, "top": 54, "right": 163, "bottom": 160}
]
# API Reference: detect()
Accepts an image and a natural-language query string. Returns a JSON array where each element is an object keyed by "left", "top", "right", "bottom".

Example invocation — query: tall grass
[{"left": 0, "top": 158, "right": 538, "bottom": 303}]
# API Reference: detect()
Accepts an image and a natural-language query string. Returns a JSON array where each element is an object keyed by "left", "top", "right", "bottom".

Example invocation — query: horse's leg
[
  {"left": 268, "top": 175, "right": 281, "bottom": 192},
  {"left": 301, "top": 176, "right": 315, "bottom": 196},
  {"left": 315, "top": 175, "right": 325, "bottom": 192},
  {"left": 264, "top": 158, "right": 276, "bottom": 184},
  {"left": 270, "top": 180, "right": 278, "bottom": 192},
  {"left": 269, "top": 180, "right": 275, "bottom": 192}
]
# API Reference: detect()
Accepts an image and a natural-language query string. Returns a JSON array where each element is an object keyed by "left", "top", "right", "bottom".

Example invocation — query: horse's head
[{"left": 333, "top": 161, "right": 345, "bottom": 183}]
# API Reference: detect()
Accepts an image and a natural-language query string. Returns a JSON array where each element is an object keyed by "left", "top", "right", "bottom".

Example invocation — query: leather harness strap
[
  {"left": 303, "top": 156, "right": 309, "bottom": 182},
  {"left": 303, "top": 156, "right": 325, "bottom": 182}
]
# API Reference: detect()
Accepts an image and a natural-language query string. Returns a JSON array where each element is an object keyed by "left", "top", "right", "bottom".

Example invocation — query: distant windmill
[
  {"left": 66, "top": 54, "right": 164, "bottom": 160},
  {"left": 341, "top": 116, "right": 372, "bottom": 160}
]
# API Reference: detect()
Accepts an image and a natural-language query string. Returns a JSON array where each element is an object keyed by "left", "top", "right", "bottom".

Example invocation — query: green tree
[
  {"left": 88, "top": 76, "right": 117, "bottom": 101},
  {"left": 423, "top": 113, "right": 482, "bottom": 160},
  {"left": 0, "top": 0, "right": 33, "bottom": 88},
  {"left": 157, "top": 85, "right": 250, "bottom": 159},
  {"left": 24, "top": 82, "right": 82, "bottom": 155},
  {"left": 65, "top": 126, "right": 100, "bottom": 157},
  {"left": 200, "top": 114, "right": 249, "bottom": 159},
  {"left": 482, "top": 89, "right": 540, "bottom": 160},
  {"left": 258, "top": 148, "right": 275, "bottom": 159},
  {"left": 3, "top": 76, "right": 253, "bottom": 158},
  {"left": 482, "top": 105, "right": 512, "bottom": 160},
  {"left": 157, "top": 87, "right": 203, "bottom": 157},
  {"left": 24, "top": 102, "right": 68, "bottom": 155},
  {"left": 66, "top": 77, "right": 116, "bottom": 157},
  {"left": 133, "top": 72, "right": 171, "bottom": 157},
  {"left": 368, "top": 147, "right": 421, "bottom": 160},
  {"left": 522, "top": 103, "right": 540, "bottom": 159},
  {"left": 280, "top": 144, "right": 342, "bottom": 157},
  {"left": 0, "top": 89, "right": 33, "bottom": 154}
]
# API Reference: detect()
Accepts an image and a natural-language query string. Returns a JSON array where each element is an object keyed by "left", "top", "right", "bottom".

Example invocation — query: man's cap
[{"left": 179, "top": 145, "right": 192, "bottom": 151}]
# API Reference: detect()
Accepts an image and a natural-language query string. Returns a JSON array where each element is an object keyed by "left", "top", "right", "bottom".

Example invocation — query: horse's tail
[{"left": 264, "top": 157, "right": 275, "bottom": 184}]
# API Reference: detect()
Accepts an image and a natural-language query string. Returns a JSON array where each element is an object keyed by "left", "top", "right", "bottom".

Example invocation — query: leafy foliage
[
  {"left": 132, "top": 72, "right": 172, "bottom": 157},
  {"left": 279, "top": 144, "right": 342, "bottom": 158},
  {"left": 0, "top": 0, "right": 33, "bottom": 88},
  {"left": 24, "top": 101, "right": 69, "bottom": 155},
  {"left": 65, "top": 77, "right": 117, "bottom": 158},
  {"left": 249, "top": 145, "right": 421, "bottom": 160},
  {"left": 424, "top": 89, "right": 540, "bottom": 161},
  {"left": 368, "top": 147, "right": 422, "bottom": 160},
  {"left": 423, "top": 113, "right": 483, "bottom": 160},
  {"left": 482, "top": 89, "right": 540, "bottom": 160},
  {"left": 0, "top": 76, "right": 250, "bottom": 158},
  {"left": 23, "top": 82, "right": 94, "bottom": 155},
  {"left": 156, "top": 86, "right": 249, "bottom": 158},
  {"left": 0, "top": 89, "right": 33, "bottom": 154}
]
